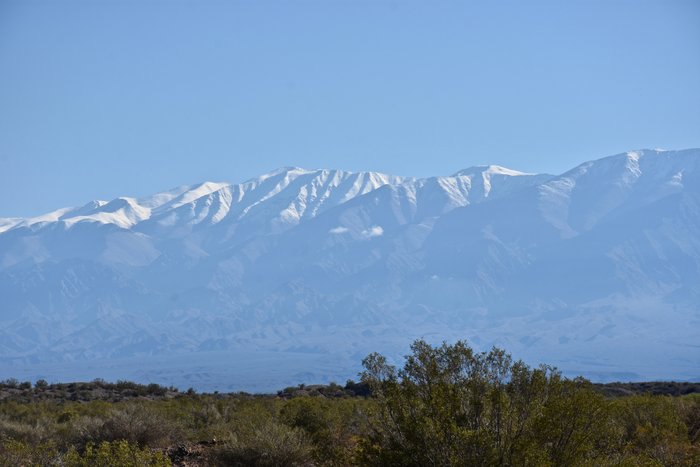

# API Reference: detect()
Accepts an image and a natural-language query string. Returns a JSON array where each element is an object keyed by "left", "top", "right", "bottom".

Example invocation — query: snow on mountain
[
  {"left": 0, "top": 149, "right": 698, "bottom": 391},
  {"left": 0, "top": 218, "right": 21, "bottom": 234},
  {"left": 452, "top": 164, "right": 552, "bottom": 200}
]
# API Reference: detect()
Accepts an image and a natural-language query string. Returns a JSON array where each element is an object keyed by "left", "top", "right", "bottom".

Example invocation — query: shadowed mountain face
[{"left": 1, "top": 149, "right": 699, "bottom": 391}]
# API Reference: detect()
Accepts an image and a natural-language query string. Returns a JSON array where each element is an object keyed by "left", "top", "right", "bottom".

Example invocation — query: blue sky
[{"left": 1, "top": 0, "right": 699, "bottom": 216}]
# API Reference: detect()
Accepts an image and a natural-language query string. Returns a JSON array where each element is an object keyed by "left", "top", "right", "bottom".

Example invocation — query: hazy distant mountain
[{"left": 1, "top": 149, "right": 698, "bottom": 391}]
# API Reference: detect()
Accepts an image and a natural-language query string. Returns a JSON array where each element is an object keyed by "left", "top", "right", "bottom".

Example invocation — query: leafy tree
[{"left": 359, "top": 339, "right": 612, "bottom": 466}]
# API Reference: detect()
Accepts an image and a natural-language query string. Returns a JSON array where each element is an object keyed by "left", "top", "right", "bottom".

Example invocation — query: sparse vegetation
[{"left": 0, "top": 341, "right": 698, "bottom": 466}]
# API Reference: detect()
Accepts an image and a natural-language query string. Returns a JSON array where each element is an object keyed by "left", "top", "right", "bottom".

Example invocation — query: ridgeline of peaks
[
  {"left": 0, "top": 164, "right": 550, "bottom": 237},
  {"left": 0, "top": 148, "right": 698, "bottom": 391}
]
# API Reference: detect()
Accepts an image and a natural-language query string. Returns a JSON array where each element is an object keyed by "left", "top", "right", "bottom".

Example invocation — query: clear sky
[{"left": 1, "top": 0, "right": 699, "bottom": 217}]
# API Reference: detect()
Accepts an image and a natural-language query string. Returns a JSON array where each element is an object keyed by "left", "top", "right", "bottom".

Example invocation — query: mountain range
[{"left": 1, "top": 148, "right": 698, "bottom": 391}]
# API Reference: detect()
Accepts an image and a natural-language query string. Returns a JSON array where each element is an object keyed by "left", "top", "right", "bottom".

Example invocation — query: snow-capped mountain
[{"left": 1, "top": 149, "right": 698, "bottom": 391}]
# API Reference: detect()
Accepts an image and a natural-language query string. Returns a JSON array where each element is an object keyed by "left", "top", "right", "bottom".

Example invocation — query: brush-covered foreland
[{"left": 1, "top": 341, "right": 699, "bottom": 466}]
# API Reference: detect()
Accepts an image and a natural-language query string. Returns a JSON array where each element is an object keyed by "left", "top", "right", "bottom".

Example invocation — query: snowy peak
[
  {"left": 557, "top": 148, "right": 699, "bottom": 182},
  {"left": 151, "top": 181, "right": 230, "bottom": 211},
  {"left": 453, "top": 164, "right": 536, "bottom": 177},
  {"left": 536, "top": 148, "right": 700, "bottom": 234},
  {"left": 0, "top": 218, "right": 19, "bottom": 234},
  {"left": 447, "top": 164, "right": 552, "bottom": 201}
]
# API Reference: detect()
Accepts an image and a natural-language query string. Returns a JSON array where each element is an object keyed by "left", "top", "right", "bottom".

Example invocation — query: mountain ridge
[
  {"left": 0, "top": 148, "right": 698, "bottom": 391},
  {"left": 0, "top": 163, "right": 549, "bottom": 233}
]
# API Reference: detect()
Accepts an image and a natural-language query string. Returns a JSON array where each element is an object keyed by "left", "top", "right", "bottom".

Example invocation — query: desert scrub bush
[
  {"left": 0, "top": 438, "right": 61, "bottom": 466},
  {"left": 611, "top": 394, "right": 700, "bottom": 465},
  {"left": 64, "top": 414, "right": 107, "bottom": 450},
  {"left": 176, "top": 396, "right": 230, "bottom": 440},
  {"left": 67, "top": 403, "right": 179, "bottom": 450},
  {"left": 0, "top": 415, "right": 56, "bottom": 445},
  {"left": 280, "top": 397, "right": 370, "bottom": 465},
  {"left": 678, "top": 394, "right": 700, "bottom": 445},
  {"left": 100, "top": 404, "right": 175, "bottom": 447},
  {"left": 215, "top": 419, "right": 312, "bottom": 466},
  {"left": 64, "top": 440, "right": 171, "bottom": 466},
  {"left": 149, "top": 394, "right": 238, "bottom": 442}
]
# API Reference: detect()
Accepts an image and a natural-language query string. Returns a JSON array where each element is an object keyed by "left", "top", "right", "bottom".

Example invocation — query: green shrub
[
  {"left": 64, "top": 440, "right": 171, "bottom": 466},
  {"left": 67, "top": 404, "right": 176, "bottom": 450},
  {"left": 0, "top": 416, "right": 55, "bottom": 445},
  {"left": 0, "top": 438, "right": 61, "bottom": 466},
  {"left": 611, "top": 395, "right": 700, "bottom": 465},
  {"left": 215, "top": 419, "right": 312, "bottom": 466}
]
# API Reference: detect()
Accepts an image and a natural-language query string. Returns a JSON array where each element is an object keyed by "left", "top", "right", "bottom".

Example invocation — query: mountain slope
[{"left": 0, "top": 149, "right": 698, "bottom": 391}]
